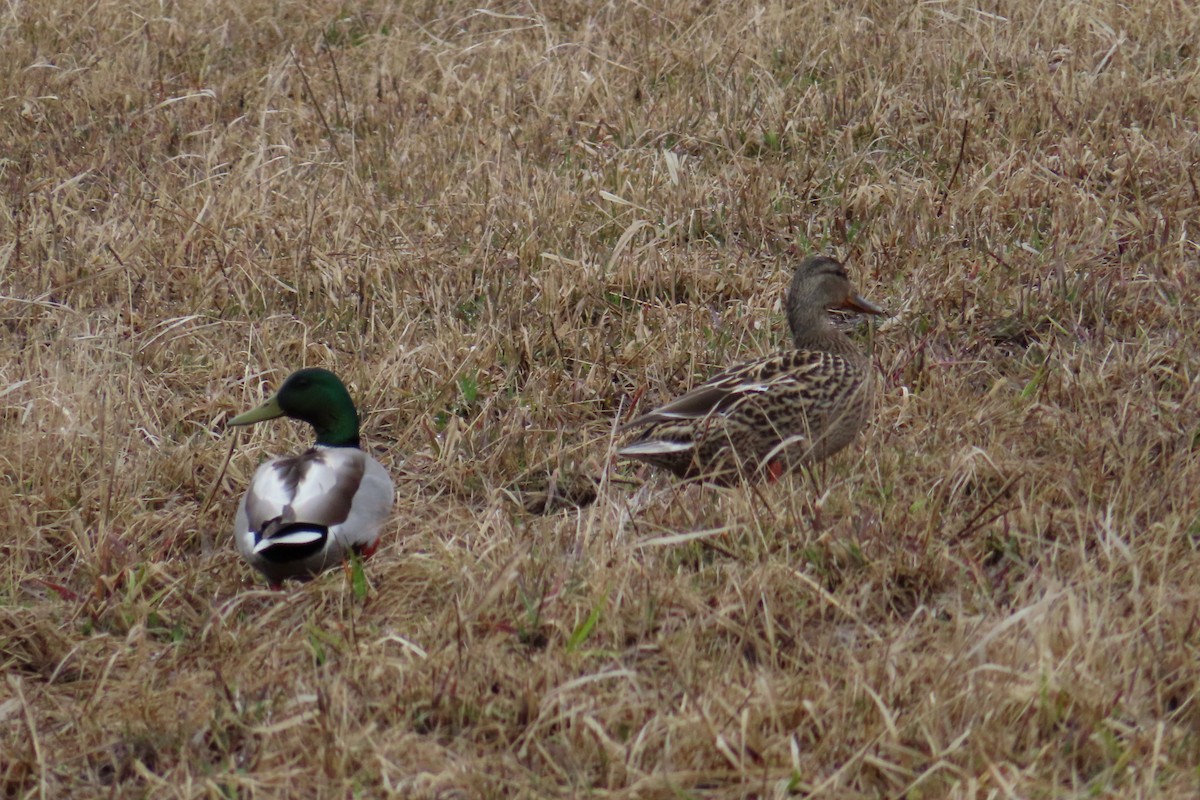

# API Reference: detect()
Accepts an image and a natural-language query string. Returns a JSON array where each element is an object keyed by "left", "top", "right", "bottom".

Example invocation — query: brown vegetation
[{"left": 2, "top": 0, "right": 1199, "bottom": 796}]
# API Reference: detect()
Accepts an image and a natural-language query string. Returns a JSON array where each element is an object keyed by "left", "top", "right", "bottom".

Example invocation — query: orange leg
[
  {"left": 626, "top": 386, "right": 646, "bottom": 421},
  {"left": 765, "top": 460, "right": 785, "bottom": 483},
  {"left": 359, "top": 539, "right": 380, "bottom": 559}
]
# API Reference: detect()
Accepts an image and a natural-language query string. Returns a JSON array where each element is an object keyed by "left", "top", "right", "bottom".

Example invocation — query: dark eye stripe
[{"left": 800, "top": 256, "right": 849, "bottom": 282}]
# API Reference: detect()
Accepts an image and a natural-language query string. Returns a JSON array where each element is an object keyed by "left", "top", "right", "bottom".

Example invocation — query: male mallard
[
  {"left": 618, "top": 255, "right": 885, "bottom": 483},
  {"left": 228, "top": 368, "right": 394, "bottom": 588}
]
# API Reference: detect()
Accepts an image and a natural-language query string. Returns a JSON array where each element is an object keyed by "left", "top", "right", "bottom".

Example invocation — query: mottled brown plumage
[{"left": 618, "top": 255, "right": 884, "bottom": 483}]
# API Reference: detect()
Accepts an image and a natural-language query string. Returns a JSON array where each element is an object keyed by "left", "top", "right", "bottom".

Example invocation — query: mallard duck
[
  {"left": 618, "top": 255, "right": 885, "bottom": 483},
  {"left": 228, "top": 368, "right": 394, "bottom": 588}
]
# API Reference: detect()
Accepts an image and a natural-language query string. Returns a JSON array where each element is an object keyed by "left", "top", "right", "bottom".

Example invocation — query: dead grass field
[{"left": 2, "top": 0, "right": 1200, "bottom": 796}]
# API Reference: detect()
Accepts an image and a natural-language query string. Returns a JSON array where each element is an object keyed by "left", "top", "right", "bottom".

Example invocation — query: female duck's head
[{"left": 785, "top": 255, "right": 884, "bottom": 349}]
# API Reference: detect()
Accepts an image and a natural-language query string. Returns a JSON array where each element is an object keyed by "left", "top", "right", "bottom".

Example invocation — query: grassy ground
[{"left": 2, "top": 0, "right": 1199, "bottom": 796}]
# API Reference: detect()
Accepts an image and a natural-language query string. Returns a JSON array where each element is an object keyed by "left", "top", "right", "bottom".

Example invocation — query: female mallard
[
  {"left": 228, "top": 368, "right": 394, "bottom": 588},
  {"left": 618, "top": 255, "right": 884, "bottom": 483}
]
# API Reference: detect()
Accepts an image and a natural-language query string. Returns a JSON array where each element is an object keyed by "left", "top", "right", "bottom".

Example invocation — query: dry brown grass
[{"left": 2, "top": 0, "right": 1200, "bottom": 796}]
